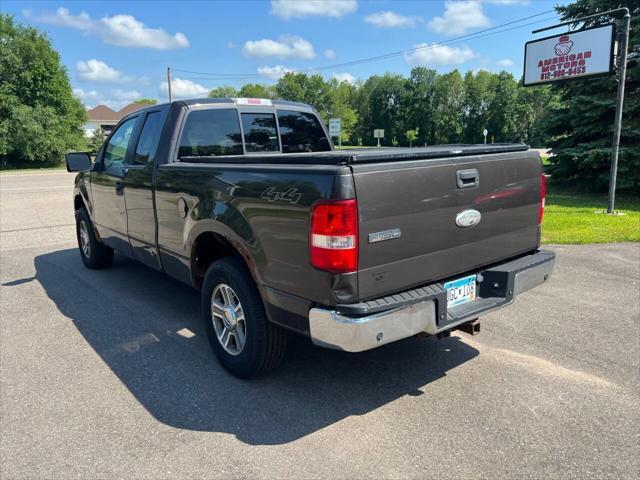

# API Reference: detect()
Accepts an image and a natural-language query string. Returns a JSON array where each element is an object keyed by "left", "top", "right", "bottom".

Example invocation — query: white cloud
[
  {"left": 333, "top": 73, "right": 356, "bottom": 84},
  {"left": 364, "top": 11, "right": 420, "bottom": 28},
  {"left": 243, "top": 35, "right": 315, "bottom": 59},
  {"left": 428, "top": 1, "right": 490, "bottom": 35},
  {"left": 76, "top": 59, "right": 132, "bottom": 83},
  {"left": 257, "top": 65, "right": 294, "bottom": 79},
  {"left": 98, "top": 14, "right": 189, "bottom": 49},
  {"left": 73, "top": 88, "right": 101, "bottom": 102},
  {"left": 270, "top": 0, "right": 357, "bottom": 19},
  {"left": 113, "top": 89, "right": 142, "bottom": 101},
  {"left": 324, "top": 49, "right": 336, "bottom": 59},
  {"left": 30, "top": 7, "right": 93, "bottom": 30},
  {"left": 404, "top": 43, "right": 475, "bottom": 66},
  {"left": 159, "top": 78, "right": 209, "bottom": 99},
  {"left": 30, "top": 7, "right": 188, "bottom": 50},
  {"left": 496, "top": 58, "right": 515, "bottom": 67}
]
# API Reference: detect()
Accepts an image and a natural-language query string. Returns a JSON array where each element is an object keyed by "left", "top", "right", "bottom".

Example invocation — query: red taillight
[
  {"left": 310, "top": 199, "right": 358, "bottom": 273},
  {"left": 539, "top": 173, "right": 546, "bottom": 224}
]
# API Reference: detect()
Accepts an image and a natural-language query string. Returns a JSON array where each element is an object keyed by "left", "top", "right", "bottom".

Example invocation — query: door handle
[
  {"left": 115, "top": 181, "right": 124, "bottom": 196},
  {"left": 456, "top": 169, "right": 479, "bottom": 189}
]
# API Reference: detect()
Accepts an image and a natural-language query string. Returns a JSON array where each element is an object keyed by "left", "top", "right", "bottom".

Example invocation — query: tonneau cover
[{"left": 178, "top": 143, "right": 530, "bottom": 165}]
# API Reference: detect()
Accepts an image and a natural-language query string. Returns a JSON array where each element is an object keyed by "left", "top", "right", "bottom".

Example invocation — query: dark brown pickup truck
[{"left": 67, "top": 97, "right": 555, "bottom": 378}]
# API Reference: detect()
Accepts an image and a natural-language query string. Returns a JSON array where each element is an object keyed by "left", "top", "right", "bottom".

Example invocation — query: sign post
[
  {"left": 607, "top": 12, "right": 630, "bottom": 214},
  {"left": 374, "top": 129, "right": 384, "bottom": 148},
  {"left": 525, "top": 8, "right": 631, "bottom": 214},
  {"left": 329, "top": 118, "right": 342, "bottom": 149},
  {"left": 483, "top": 129, "right": 488, "bottom": 144}
]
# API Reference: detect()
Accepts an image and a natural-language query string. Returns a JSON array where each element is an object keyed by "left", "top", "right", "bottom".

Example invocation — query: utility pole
[
  {"left": 607, "top": 11, "right": 630, "bottom": 214},
  {"left": 167, "top": 67, "right": 173, "bottom": 102}
]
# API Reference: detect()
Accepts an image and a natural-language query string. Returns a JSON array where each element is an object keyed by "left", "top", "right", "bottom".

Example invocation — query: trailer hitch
[{"left": 455, "top": 318, "right": 481, "bottom": 336}]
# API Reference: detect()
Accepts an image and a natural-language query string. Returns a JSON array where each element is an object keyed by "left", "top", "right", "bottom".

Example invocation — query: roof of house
[
  {"left": 118, "top": 102, "right": 148, "bottom": 116},
  {"left": 87, "top": 102, "right": 148, "bottom": 123},
  {"left": 87, "top": 105, "right": 119, "bottom": 122}
]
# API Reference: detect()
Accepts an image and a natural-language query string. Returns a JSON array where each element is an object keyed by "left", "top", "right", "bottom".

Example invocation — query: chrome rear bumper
[{"left": 309, "top": 250, "right": 555, "bottom": 352}]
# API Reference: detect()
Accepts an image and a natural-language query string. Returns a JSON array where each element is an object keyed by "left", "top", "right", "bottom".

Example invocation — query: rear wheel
[
  {"left": 202, "top": 257, "right": 287, "bottom": 378},
  {"left": 75, "top": 207, "right": 113, "bottom": 269}
]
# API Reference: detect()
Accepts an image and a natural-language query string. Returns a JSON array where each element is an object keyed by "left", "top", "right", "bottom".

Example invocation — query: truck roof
[{"left": 179, "top": 98, "right": 313, "bottom": 109}]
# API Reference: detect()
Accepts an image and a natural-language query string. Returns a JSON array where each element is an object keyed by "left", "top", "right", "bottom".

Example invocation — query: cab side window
[
  {"left": 133, "top": 112, "right": 163, "bottom": 165},
  {"left": 277, "top": 110, "right": 331, "bottom": 153},
  {"left": 103, "top": 117, "right": 137, "bottom": 171}
]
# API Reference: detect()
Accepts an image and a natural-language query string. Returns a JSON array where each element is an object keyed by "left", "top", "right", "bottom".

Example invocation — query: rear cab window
[
  {"left": 241, "top": 113, "right": 279, "bottom": 153},
  {"left": 176, "top": 105, "right": 331, "bottom": 160}
]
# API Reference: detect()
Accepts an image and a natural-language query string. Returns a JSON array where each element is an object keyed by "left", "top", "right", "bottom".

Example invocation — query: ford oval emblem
[{"left": 455, "top": 209, "right": 482, "bottom": 228}]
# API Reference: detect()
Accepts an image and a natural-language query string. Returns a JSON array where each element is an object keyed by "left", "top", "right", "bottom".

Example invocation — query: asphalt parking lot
[{"left": 1, "top": 171, "right": 639, "bottom": 479}]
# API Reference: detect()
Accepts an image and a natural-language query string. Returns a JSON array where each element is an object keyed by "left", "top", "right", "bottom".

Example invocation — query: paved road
[{"left": 1, "top": 172, "right": 639, "bottom": 479}]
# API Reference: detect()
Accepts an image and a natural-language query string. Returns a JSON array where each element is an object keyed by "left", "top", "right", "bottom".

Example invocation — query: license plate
[{"left": 444, "top": 274, "right": 477, "bottom": 308}]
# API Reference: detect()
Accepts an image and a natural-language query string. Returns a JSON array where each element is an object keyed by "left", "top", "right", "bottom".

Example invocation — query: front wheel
[
  {"left": 75, "top": 207, "right": 113, "bottom": 269},
  {"left": 201, "top": 257, "right": 287, "bottom": 378}
]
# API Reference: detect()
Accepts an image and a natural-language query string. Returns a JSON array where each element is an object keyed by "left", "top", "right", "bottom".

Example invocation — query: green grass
[
  {"left": 0, "top": 165, "right": 66, "bottom": 174},
  {"left": 542, "top": 185, "right": 640, "bottom": 244}
]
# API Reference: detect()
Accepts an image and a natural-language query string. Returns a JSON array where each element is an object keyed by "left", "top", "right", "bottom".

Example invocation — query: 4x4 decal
[{"left": 261, "top": 187, "right": 302, "bottom": 204}]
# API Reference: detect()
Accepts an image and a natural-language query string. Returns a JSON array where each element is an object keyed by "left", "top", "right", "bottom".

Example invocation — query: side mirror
[{"left": 66, "top": 152, "right": 92, "bottom": 172}]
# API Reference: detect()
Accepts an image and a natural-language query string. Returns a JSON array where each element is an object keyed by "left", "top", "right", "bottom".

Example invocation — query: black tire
[
  {"left": 201, "top": 256, "right": 287, "bottom": 378},
  {"left": 75, "top": 207, "right": 114, "bottom": 269}
]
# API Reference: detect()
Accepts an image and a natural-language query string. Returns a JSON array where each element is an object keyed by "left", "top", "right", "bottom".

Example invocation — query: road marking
[{"left": 0, "top": 186, "right": 71, "bottom": 191}]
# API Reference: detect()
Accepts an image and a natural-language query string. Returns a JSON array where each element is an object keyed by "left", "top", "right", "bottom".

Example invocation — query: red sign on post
[{"left": 523, "top": 24, "right": 615, "bottom": 86}]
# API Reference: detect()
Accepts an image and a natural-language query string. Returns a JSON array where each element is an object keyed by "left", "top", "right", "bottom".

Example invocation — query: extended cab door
[
  {"left": 123, "top": 107, "right": 168, "bottom": 269},
  {"left": 91, "top": 115, "right": 140, "bottom": 255}
]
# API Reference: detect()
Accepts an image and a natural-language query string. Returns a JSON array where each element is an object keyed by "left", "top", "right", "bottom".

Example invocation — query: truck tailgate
[{"left": 352, "top": 150, "right": 542, "bottom": 301}]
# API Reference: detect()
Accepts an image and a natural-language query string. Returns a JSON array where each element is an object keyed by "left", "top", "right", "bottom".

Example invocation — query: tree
[
  {"left": 87, "top": 127, "right": 107, "bottom": 156},
  {"left": 462, "top": 70, "right": 494, "bottom": 143},
  {"left": 0, "top": 15, "right": 86, "bottom": 167},
  {"left": 238, "top": 83, "right": 276, "bottom": 99},
  {"left": 405, "top": 68, "right": 437, "bottom": 145},
  {"left": 176, "top": 62, "right": 557, "bottom": 151},
  {"left": 486, "top": 72, "right": 520, "bottom": 142},
  {"left": 433, "top": 70, "right": 465, "bottom": 144},
  {"left": 208, "top": 86, "right": 238, "bottom": 98},
  {"left": 406, "top": 127, "right": 419, "bottom": 147},
  {"left": 544, "top": 0, "right": 640, "bottom": 192},
  {"left": 276, "top": 73, "right": 333, "bottom": 118},
  {"left": 135, "top": 98, "right": 157, "bottom": 105},
  {"left": 516, "top": 83, "right": 559, "bottom": 146},
  {"left": 325, "top": 78, "right": 358, "bottom": 143},
  {"left": 355, "top": 73, "right": 407, "bottom": 146}
]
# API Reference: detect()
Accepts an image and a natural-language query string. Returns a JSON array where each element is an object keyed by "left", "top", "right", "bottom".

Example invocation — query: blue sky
[{"left": 3, "top": 0, "right": 568, "bottom": 110}]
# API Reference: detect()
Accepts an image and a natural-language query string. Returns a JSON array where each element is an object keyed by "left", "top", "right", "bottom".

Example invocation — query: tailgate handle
[{"left": 456, "top": 169, "right": 479, "bottom": 189}]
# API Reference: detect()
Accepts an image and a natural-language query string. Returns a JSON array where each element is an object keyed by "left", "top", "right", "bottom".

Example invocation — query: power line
[{"left": 171, "top": 9, "right": 559, "bottom": 81}]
